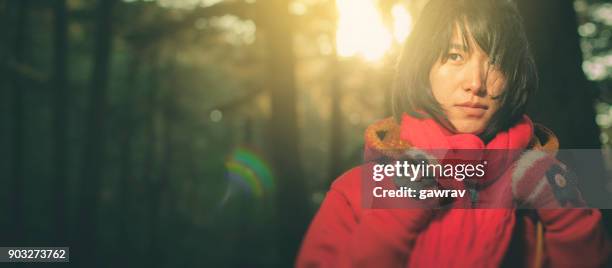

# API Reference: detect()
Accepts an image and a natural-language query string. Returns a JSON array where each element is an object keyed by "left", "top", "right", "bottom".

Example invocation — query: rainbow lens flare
[{"left": 225, "top": 146, "right": 275, "bottom": 198}]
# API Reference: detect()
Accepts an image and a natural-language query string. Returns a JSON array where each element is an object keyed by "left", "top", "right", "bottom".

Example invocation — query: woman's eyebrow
[{"left": 449, "top": 43, "right": 468, "bottom": 51}]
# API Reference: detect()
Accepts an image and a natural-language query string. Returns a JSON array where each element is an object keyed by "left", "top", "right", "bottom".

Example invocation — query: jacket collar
[{"left": 364, "top": 117, "right": 559, "bottom": 160}]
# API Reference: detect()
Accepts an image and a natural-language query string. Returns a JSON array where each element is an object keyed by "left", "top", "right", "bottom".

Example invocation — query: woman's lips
[{"left": 455, "top": 103, "right": 488, "bottom": 117}]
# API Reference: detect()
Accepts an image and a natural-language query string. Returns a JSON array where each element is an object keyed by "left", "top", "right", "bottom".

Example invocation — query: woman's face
[{"left": 429, "top": 28, "right": 506, "bottom": 135}]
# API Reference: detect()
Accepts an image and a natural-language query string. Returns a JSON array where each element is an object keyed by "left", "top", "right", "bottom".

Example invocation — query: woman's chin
[{"left": 449, "top": 119, "right": 487, "bottom": 135}]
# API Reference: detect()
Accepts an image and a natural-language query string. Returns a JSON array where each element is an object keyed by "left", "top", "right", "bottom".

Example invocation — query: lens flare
[{"left": 224, "top": 146, "right": 275, "bottom": 198}]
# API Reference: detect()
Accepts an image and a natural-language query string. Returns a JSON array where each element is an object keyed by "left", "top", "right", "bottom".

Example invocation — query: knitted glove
[{"left": 510, "top": 150, "right": 585, "bottom": 208}]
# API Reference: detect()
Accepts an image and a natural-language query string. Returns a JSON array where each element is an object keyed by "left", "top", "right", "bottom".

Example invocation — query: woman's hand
[{"left": 509, "top": 150, "right": 585, "bottom": 208}]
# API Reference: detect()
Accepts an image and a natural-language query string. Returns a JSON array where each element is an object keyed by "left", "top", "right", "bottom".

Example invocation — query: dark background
[{"left": 1, "top": 0, "right": 611, "bottom": 267}]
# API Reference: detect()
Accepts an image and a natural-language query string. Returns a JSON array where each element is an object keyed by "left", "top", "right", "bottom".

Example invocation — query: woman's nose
[{"left": 463, "top": 62, "right": 486, "bottom": 95}]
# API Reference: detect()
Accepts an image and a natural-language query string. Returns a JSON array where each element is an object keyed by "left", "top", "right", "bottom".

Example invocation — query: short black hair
[{"left": 392, "top": 0, "right": 537, "bottom": 142}]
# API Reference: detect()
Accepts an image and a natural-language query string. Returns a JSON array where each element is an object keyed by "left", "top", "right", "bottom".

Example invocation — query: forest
[{"left": 1, "top": 0, "right": 611, "bottom": 267}]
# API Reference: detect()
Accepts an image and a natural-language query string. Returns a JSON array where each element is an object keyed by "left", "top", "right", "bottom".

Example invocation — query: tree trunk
[
  {"left": 141, "top": 60, "right": 160, "bottom": 197},
  {"left": 117, "top": 52, "right": 141, "bottom": 265},
  {"left": 52, "top": 0, "right": 69, "bottom": 244},
  {"left": 328, "top": 39, "right": 344, "bottom": 182},
  {"left": 148, "top": 81, "right": 176, "bottom": 268},
  {"left": 76, "top": 0, "right": 116, "bottom": 264},
  {"left": 261, "top": 0, "right": 310, "bottom": 265},
  {"left": 8, "top": 0, "right": 29, "bottom": 244},
  {"left": 141, "top": 59, "right": 161, "bottom": 266},
  {"left": 517, "top": 0, "right": 599, "bottom": 146}
]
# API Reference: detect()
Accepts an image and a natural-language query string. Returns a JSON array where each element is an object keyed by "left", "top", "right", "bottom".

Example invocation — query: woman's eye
[{"left": 448, "top": 53, "right": 463, "bottom": 61}]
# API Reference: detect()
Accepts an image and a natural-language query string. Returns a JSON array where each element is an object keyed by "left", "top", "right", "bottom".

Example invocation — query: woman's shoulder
[
  {"left": 327, "top": 117, "right": 407, "bottom": 204},
  {"left": 530, "top": 123, "right": 559, "bottom": 151},
  {"left": 330, "top": 166, "right": 362, "bottom": 195},
  {"left": 364, "top": 117, "right": 411, "bottom": 159}
]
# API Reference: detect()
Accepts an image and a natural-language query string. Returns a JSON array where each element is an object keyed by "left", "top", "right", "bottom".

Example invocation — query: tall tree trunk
[
  {"left": 142, "top": 59, "right": 161, "bottom": 266},
  {"left": 52, "top": 0, "right": 69, "bottom": 244},
  {"left": 516, "top": 0, "right": 611, "bottom": 207},
  {"left": 261, "top": 0, "right": 310, "bottom": 265},
  {"left": 141, "top": 60, "right": 160, "bottom": 198},
  {"left": 117, "top": 52, "right": 141, "bottom": 265},
  {"left": 148, "top": 83, "right": 175, "bottom": 268},
  {"left": 0, "top": 0, "right": 10, "bottom": 242},
  {"left": 8, "top": 0, "right": 29, "bottom": 244},
  {"left": 76, "top": 0, "right": 116, "bottom": 264},
  {"left": 517, "top": 0, "right": 599, "bottom": 147},
  {"left": 328, "top": 38, "right": 344, "bottom": 182}
]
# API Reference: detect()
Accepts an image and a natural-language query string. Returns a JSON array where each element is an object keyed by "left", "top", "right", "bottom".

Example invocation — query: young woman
[{"left": 296, "top": 0, "right": 610, "bottom": 267}]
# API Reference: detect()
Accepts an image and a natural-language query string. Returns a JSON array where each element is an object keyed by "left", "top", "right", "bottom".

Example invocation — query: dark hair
[{"left": 392, "top": 0, "right": 537, "bottom": 142}]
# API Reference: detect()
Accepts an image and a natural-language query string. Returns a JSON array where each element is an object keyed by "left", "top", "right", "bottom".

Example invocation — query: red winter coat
[{"left": 296, "top": 117, "right": 611, "bottom": 268}]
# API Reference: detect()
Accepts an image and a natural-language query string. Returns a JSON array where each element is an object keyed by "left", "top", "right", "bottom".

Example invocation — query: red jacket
[{"left": 296, "top": 118, "right": 610, "bottom": 267}]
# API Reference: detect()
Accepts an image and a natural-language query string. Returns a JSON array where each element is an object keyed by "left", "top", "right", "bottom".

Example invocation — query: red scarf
[
  {"left": 398, "top": 113, "right": 534, "bottom": 267},
  {"left": 400, "top": 113, "right": 533, "bottom": 150},
  {"left": 401, "top": 113, "right": 533, "bottom": 188}
]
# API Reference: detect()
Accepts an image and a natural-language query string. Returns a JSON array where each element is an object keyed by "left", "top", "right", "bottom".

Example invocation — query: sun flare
[{"left": 335, "top": 0, "right": 412, "bottom": 62}]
